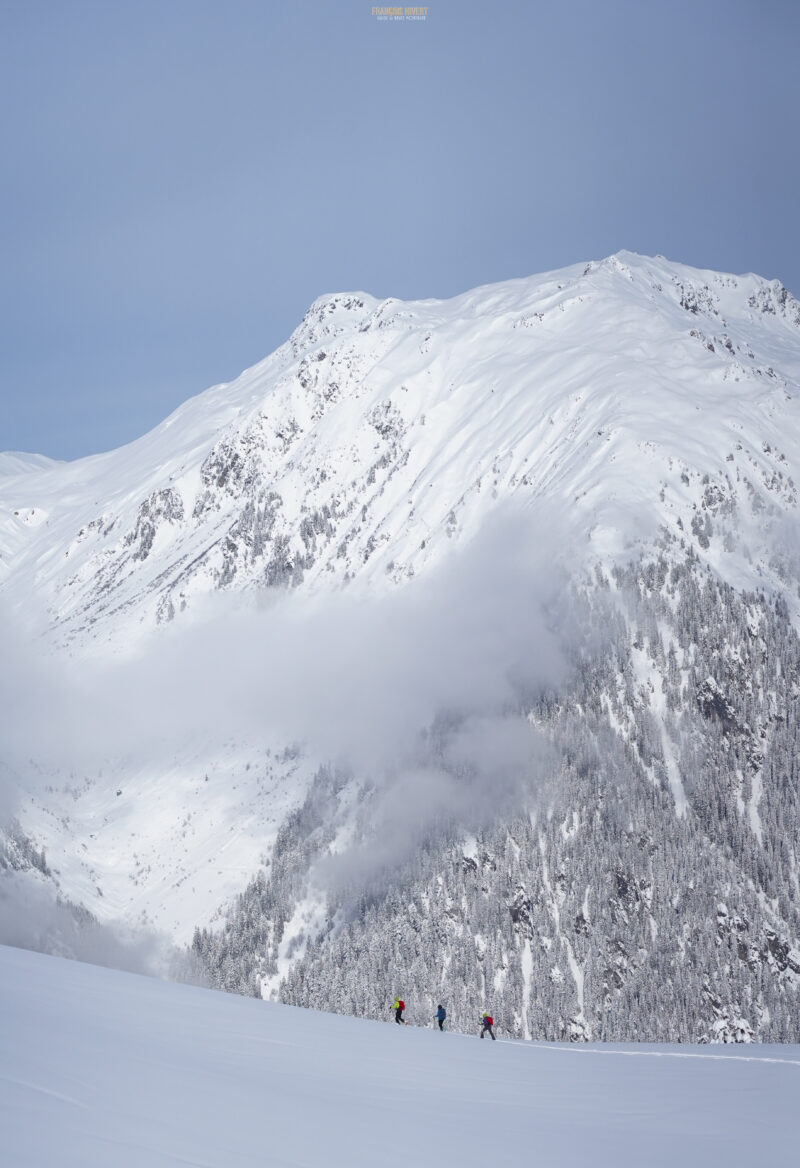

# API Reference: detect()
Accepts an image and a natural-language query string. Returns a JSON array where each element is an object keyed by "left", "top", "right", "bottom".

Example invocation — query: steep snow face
[
  {"left": 2, "top": 251, "right": 800, "bottom": 953},
  {"left": 2, "top": 252, "right": 799, "bottom": 647},
  {"left": 2, "top": 945, "right": 798, "bottom": 1168}
]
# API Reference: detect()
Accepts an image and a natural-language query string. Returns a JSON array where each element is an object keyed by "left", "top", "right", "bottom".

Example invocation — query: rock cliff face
[{"left": 2, "top": 252, "right": 800, "bottom": 1040}]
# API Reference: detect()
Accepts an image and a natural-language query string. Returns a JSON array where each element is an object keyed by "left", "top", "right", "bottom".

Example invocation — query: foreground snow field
[{"left": 1, "top": 946, "right": 797, "bottom": 1167}]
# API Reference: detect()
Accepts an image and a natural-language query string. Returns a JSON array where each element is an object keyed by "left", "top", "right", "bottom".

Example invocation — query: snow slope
[{"left": 1, "top": 944, "right": 798, "bottom": 1168}]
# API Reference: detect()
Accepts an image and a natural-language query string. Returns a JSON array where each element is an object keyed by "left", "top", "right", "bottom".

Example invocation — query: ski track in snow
[{"left": 521, "top": 1041, "right": 800, "bottom": 1068}]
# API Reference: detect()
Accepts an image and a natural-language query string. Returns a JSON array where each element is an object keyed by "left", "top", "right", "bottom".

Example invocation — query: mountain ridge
[{"left": 2, "top": 251, "right": 799, "bottom": 648}]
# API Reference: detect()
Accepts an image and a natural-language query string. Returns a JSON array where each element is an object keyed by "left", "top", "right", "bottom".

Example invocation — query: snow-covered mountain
[
  {"left": 2, "top": 252, "right": 800, "bottom": 1041},
  {"left": 2, "top": 251, "right": 799, "bottom": 641}
]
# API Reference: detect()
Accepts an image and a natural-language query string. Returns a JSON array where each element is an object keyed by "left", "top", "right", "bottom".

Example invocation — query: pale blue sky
[{"left": 2, "top": 0, "right": 798, "bottom": 460}]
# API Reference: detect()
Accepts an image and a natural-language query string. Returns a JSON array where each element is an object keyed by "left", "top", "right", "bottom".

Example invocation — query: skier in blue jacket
[{"left": 435, "top": 1004, "right": 446, "bottom": 1031}]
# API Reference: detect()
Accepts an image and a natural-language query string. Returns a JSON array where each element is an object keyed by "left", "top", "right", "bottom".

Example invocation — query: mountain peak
[{"left": 2, "top": 254, "right": 799, "bottom": 646}]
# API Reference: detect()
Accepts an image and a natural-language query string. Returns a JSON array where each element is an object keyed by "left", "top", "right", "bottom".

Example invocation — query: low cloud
[
  {"left": 0, "top": 504, "right": 578, "bottom": 900},
  {"left": 0, "top": 870, "right": 206, "bottom": 983},
  {"left": 313, "top": 713, "right": 559, "bottom": 898}
]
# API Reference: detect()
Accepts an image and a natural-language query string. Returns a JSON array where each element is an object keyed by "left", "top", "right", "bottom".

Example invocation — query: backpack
[{"left": 399, "top": 1000, "right": 405, "bottom": 1011}]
